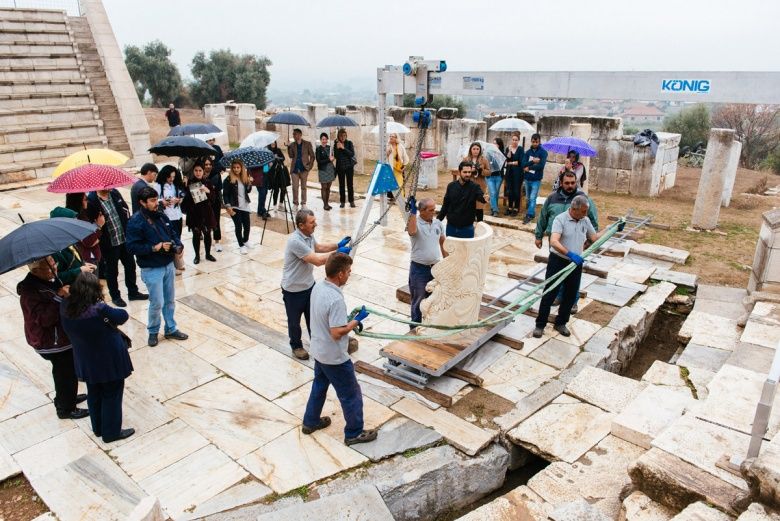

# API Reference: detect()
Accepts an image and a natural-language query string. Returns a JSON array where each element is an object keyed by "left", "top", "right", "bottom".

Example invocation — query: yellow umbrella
[{"left": 52, "top": 149, "right": 130, "bottom": 178}]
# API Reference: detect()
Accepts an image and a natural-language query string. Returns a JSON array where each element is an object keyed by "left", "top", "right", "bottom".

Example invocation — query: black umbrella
[
  {"left": 317, "top": 115, "right": 359, "bottom": 128},
  {"left": 268, "top": 112, "right": 310, "bottom": 126},
  {"left": 167, "top": 123, "right": 222, "bottom": 137},
  {"left": 219, "top": 147, "right": 275, "bottom": 169},
  {"left": 149, "top": 136, "right": 215, "bottom": 158},
  {"left": 0, "top": 218, "right": 98, "bottom": 275}
]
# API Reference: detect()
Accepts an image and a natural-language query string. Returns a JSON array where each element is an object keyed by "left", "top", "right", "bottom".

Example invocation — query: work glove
[
  {"left": 354, "top": 305, "right": 370, "bottom": 322},
  {"left": 617, "top": 220, "right": 626, "bottom": 232},
  {"left": 407, "top": 196, "right": 417, "bottom": 215},
  {"left": 337, "top": 246, "right": 351, "bottom": 255},
  {"left": 566, "top": 252, "right": 585, "bottom": 267},
  {"left": 338, "top": 236, "right": 351, "bottom": 248}
]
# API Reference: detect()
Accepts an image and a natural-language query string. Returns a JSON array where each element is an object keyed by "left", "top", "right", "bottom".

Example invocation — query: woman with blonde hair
[
  {"left": 385, "top": 133, "right": 409, "bottom": 200},
  {"left": 221, "top": 158, "right": 253, "bottom": 254},
  {"left": 463, "top": 142, "right": 490, "bottom": 222}
]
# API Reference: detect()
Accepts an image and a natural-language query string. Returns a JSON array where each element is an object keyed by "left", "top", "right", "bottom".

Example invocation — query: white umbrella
[
  {"left": 191, "top": 132, "right": 225, "bottom": 141},
  {"left": 370, "top": 121, "right": 411, "bottom": 135},
  {"left": 489, "top": 117, "right": 535, "bottom": 133},
  {"left": 459, "top": 141, "right": 506, "bottom": 173},
  {"left": 240, "top": 130, "right": 281, "bottom": 149}
]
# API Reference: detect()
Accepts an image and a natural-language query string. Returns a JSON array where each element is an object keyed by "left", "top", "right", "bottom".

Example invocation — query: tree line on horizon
[{"left": 124, "top": 40, "right": 271, "bottom": 111}]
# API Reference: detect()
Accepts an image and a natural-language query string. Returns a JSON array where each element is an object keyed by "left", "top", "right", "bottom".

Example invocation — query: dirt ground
[
  {"left": 0, "top": 475, "right": 48, "bottom": 520},
  {"left": 622, "top": 307, "right": 688, "bottom": 380},
  {"left": 448, "top": 387, "right": 516, "bottom": 431}
]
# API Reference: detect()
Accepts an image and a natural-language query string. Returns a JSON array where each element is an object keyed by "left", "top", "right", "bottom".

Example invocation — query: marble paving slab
[
  {"left": 73, "top": 381, "right": 173, "bottom": 450},
  {"left": 565, "top": 366, "right": 646, "bottom": 413},
  {"left": 675, "top": 343, "right": 731, "bottom": 372},
  {"left": 30, "top": 450, "right": 147, "bottom": 521},
  {"left": 651, "top": 268, "right": 697, "bottom": 288},
  {"left": 529, "top": 338, "right": 580, "bottom": 370},
  {"left": 726, "top": 342, "right": 776, "bottom": 375},
  {"left": 630, "top": 243, "right": 689, "bottom": 264},
  {"left": 139, "top": 444, "right": 248, "bottom": 520},
  {"left": 0, "top": 295, "right": 25, "bottom": 343},
  {"left": 678, "top": 310, "right": 740, "bottom": 350},
  {"left": 0, "top": 403, "right": 74, "bottom": 454},
  {"left": 166, "top": 377, "right": 298, "bottom": 459},
  {"left": 13, "top": 428, "right": 99, "bottom": 480},
  {"left": 425, "top": 374, "right": 471, "bottom": 396},
  {"left": 356, "top": 373, "right": 440, "bottom": 410},
  {"left": 0, "top": 444, "right": 19, "bottom": 481},
  {"left": 187, "top": 338, "right": 242, "bottom": 365},
  {"left": 693, "top": 298, "right": 747, "bottom": 321},
  {"left": 0, "top": 337, "right": 56, "bottom": 395},
  {"left": 508, "top": 395, "right": 614, "bottom": 463},
  {"left": 696, "top": 284, "right": 748, "bottom": 303},
  {"left": 694, "top": 364, "right": 780, "bottom": 439},
  {"left": 584, "top": 280, "right": 639, "bottom": 307},
  {"left": 239, "top": 428, "right": 368, "bottom": 494},
  {"left": 256, "top": 484, "right": 394, "bottom": 521},
  {"left": 741, "top": 319, "right": 780, "bottom": 350},
  {"left": 215, "top": 345, "right": 312, "bottom": 401},
  {"left": 556, "top": 319, "right": 601, "bottom": 347},
  {"left": 197, "top": 282, "right": 293, "bottom": 334},
  {"left": 109, "top": 419, "right": 210, "bottom": 482},
  {"left": 273, "top": 383, "right": 395, "bottom": 440},
  {"left": 611, "top": 384, "right": 694, "bottom": 449},
  {"left": 129, "top": 342, "right": 221, "bottom": 402},
  {"left": 623, "top": 253, "right": 675, "bottom": 270},
  {"left": 173, "top": 301, "right": 258, "bottom": 350},
  {"left": 350, "top": 416, "right": 442, "bottom": 462},
  {"left": 605, "top": 277, "right": 647, "bottom": 293},
  {"left": 652, "top": 414, "right": 749, "bottom": 490},
  {"left": 392, "top": 397, "right": 496, "bottom": 456},
  {"left": 457, "top": 341, "right": 508, "bottom": 375},
  {"left": 180, "top": 479, "right": 273, "bottom": 520},
  {"left": 0, "top": 355, "right": 50, "bottom": 422},
  {"left": 606, "top": 262, "right": 656, "bottom": 284},
  {"left": 350, "top": 257, "right": 410, "bottom": 287},
  {"left": 480, "top": 351, "right": 559, "bottom": 395}
]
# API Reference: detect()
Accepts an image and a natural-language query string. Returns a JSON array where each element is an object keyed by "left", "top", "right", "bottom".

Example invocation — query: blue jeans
[
  {"left": 303, "top": 360, "right": 364, "bottom": 439},
  {"left": 409, "top": 261, "right": 434, "bottom": 327},
  {"left": 486, "top": 175, "right": 503, "bottom": 213},
  {"left": 525, "top": 180, "right": 541, "bottom": 218},
  {"left": 446, "top": 224, "right": 474, "bottom": 238},
  {"left": 141, "top": 263, "right": 177, "bottom": 335},
  {"left": 282, "top": 285, "right": 312, "bottom": 350}
]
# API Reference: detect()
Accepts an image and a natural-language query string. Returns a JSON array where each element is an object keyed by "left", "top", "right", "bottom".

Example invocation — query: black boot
[
  {"left": 192, "top": 232, "right": 201, "bottom": 264},
  {"left": 475, "top": 209, "right": 484, "bottom": 222},
  {"left": 204, "top": 233, "right": 216, "bottom": 262}
]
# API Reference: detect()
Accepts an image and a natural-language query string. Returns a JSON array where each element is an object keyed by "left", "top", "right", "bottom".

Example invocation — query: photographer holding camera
[{"left": 126, "top": 186, "right": 188, "bottom": 347}]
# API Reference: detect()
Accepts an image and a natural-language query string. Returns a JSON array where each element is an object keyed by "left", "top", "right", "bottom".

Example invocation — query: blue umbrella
[
  {"left": 167, "top": 123, "right": 222, "bottom": 136},
  {"left": 268, "top": 112, "right": 310, "bottom": 126},
  {"left": 149, "top": 136, "right": 215, "bottom": 158},
  {"left": 219, "top": 147, "right": 275, "bottom": 169},
  {"left": 541, "top": 137, "right": 597, "bottom": 157},
  {"left": 0, "top": 218, "right": 98, "bottom": 275},
  {"left": 317, "top": 115, "right": 359, "bottom": 128}
]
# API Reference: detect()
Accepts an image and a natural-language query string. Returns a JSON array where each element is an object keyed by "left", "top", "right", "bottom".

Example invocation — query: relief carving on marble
[{"left": 420, "top": 222, "right": 493, "bottom": 327}]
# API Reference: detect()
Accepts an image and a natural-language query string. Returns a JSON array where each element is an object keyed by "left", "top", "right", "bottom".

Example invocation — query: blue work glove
[
  {"left": 354, "top": 306, "right": 370, "bottom": 322},
  {"left": 407, "top": 196, "right": 417, "bottom": 215},
  {"left": 338, "top": 236, "right": 351, "bottom": 248},
  {"left": 566, "top": 252, "right": 585, "bottom": 267},
  {"left": 617, "top": 220, "right": 626, "bottom": 232},
  {"left": 337, "top": 246, "right": 351, "bottom": 255}
]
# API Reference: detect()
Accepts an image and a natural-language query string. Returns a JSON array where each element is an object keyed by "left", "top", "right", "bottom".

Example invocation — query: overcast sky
[{"left": 103, "top": 0, "right": 780, "bottom": 92}]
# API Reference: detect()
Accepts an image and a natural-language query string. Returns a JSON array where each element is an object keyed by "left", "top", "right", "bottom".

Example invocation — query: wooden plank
[
  {"left": 396, "top": 284, "right": 520, "bottom": 318},
  {"left": 354, "top": 361, "right": 452, "bottom": 407},
  {"left": 447, "top": 367, "right": 483, "bottom": 386},
  {"left": 608, "top": 214, "right": 670, "bottom": 231}
]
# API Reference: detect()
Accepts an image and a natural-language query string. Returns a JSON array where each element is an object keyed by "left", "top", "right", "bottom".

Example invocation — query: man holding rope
[{"left": 533, "top": 195, "right": 622, "bottom": 338}]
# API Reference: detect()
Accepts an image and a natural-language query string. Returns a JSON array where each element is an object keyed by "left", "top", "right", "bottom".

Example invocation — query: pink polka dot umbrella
[{"left": 47, "top": 164, "right": 138, "bottom": 193}]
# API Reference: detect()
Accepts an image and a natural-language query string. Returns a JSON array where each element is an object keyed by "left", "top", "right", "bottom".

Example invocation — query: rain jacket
[
  {"left": 17, "top": 273, "right": 71, "bottom": 355},
  {"left": 534, "top": 188, "right": 599, "bottom": 240},
  {"left": 522, "top": 146, "right": 548, "bottom": 182}
]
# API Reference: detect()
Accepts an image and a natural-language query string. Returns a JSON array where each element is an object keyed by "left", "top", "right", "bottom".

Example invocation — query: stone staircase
[{"left": 0, "top": 7, "right": 116, "bottom": 183}]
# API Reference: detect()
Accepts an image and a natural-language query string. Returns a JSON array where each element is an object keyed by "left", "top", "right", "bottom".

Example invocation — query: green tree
[
  {"left": 189, "top": 49, "right": 272, "bottom": 109},
  {"left": 402, "top": 94, "right": 466, "bottom": 117},
  {"left": 124, "top": 40, "right": 183, "bottom": 107},
  {"left": 662, "top": 104, "right": 710, "bottom": 151}
]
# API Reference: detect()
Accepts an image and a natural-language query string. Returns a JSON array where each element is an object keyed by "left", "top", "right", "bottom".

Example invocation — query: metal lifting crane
[{"left": 349, "top": 57, "right": 780, "bottom": 254}]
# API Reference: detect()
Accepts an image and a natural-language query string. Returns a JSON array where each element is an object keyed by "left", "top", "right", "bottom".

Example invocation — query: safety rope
[{"left": 348, "top": 220, "right": 623, "bottom": 340}]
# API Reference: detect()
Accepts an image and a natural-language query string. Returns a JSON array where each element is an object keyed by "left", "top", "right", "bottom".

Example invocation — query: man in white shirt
[{"left": 406, "top": 196, "right": 447, "bottom": 328}]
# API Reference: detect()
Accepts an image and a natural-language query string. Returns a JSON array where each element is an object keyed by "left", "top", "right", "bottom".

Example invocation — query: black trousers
[
  {"left": 210, "top": 200, "right": 222, "bottom": 241},
  {"left": 535, "top": 253, "right": 582, "bottom": 329},
  {"left": 171, "top": 219, "right": 183, "bottom": 240},
  {"left": 231, "top": 210, "right": 250, "bottom": 246},
  {"left": 192, "top": 228, "right": 212, "bottom": 257},
  {"left": 282, "top": 285, "right": 312, "bottom": 350},
  {"left": 337, "top": 167, "right": 354, "bottom": 204},
  {"left": 40, "top": 349, "right": 78, "bottom": 415},
  {"left": 86, "top": 379, "right": 125, "bottom": 441},
  {"left": 102, "top": 242, "right": 139, "bottom": 300}
]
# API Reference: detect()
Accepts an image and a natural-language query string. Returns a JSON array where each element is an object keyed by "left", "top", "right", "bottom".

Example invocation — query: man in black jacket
[
  {"left": 437, "top": 161, "right": 487, "bottom": 238},
  {"left": 165, "top": 103, "right": 181, "bottom": 128},
  {"left": 86, "top": 189, "right": 147, "bottom": 307},
  {"left": 126, "top": 186, "right": 188, "bottom": 347},
  {"left": 130, "top": 163, "right": 158, "bottom": 214}
]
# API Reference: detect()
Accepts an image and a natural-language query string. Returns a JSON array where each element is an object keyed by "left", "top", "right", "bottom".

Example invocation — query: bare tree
[{"left": 711, "top": 104, "right": 780, "bottom": 168}]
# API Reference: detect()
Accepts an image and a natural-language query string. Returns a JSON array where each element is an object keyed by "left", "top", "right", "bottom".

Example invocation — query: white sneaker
[
  {"left": 244, "top": 242, "right": 253, "bottom": 249},
  {"left": 215, "top": 243, "right": 223, "bottom": 252},
  {"left": 239, "top": 245, "right": 248, "bottom": 255},
  {"left": 300, "top": 204, "right": 307, "bottom": 210}
]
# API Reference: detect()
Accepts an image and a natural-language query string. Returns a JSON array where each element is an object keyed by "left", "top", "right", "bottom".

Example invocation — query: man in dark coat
[
  {"left": 17, "top": 257, "right": 88, "bottom": 419},
  {"left": 86, "top": 189, "right": 148, "bottom": 307},
  {"left": 165, "top": 103, "right": 181, "bottom": 128},
  {"left": 130, "top": 163, "right": 159, "bottom": 214},
  {"left": 126, "top": 185, "right": 188, "bottom": 347}
]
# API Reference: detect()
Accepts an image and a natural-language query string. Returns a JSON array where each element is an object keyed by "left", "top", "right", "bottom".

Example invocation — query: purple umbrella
[{"left": 541, "top": 136, "right": 597, "bottom": 157}]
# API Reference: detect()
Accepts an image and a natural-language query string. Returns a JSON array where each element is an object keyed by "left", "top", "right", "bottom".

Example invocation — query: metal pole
[
  {"left": 378, "top": 69, "right": 389, "bottom": 226},
  {"left": 746, "top": 340, "right": 780, "bottom": 459}
]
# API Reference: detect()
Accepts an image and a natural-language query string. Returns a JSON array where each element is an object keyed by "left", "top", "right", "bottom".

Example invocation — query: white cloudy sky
[{"left": 102, "top": 0, "right": 780, "bottom": 91}]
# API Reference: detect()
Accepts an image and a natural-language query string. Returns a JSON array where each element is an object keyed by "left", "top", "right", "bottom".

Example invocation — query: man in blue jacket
[
  {"left": 522, "top": 133, "right": 548, "bottom": 225},
  {"left": 126, "top": 186, "right": 188, "bottom": 347}
]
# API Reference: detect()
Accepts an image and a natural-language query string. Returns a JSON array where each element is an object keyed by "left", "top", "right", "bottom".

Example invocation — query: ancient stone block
[
  {"left": 565, "top": 366, "right": 646, "bottom": 413},
  {"left": 611, "top": 384, "right": 694, "bottom": 449},
  {"left": 691, "top": 128, "right": 736, "bottom": 230}
]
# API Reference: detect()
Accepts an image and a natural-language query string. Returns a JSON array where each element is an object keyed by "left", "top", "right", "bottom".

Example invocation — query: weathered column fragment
[
  {"left": 721, "top": 140, "right": 743, "bottom": 207},
  {"left": 691, "top": 128, "right": 736, "bottom": 230}
]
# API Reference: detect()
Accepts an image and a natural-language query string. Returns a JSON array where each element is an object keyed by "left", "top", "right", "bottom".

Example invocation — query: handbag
[{"left": 103, "top": 316, "right": 132, "bottom": 349}]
